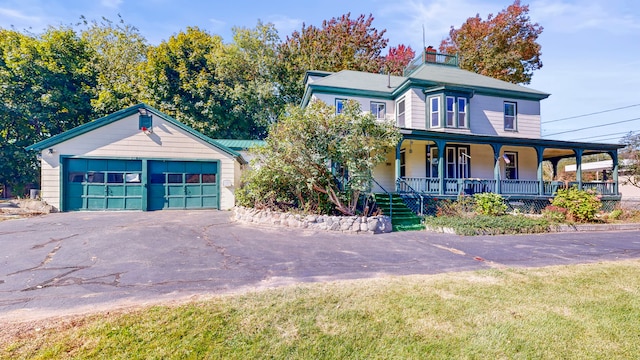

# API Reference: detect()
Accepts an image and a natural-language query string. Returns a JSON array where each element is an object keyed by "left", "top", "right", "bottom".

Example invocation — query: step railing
[
  {"left": 371, "top": 177, "right": 392, "bottom": 219},
  {"left": 396, "top": 178, "right": 427, "bottom": 216}
]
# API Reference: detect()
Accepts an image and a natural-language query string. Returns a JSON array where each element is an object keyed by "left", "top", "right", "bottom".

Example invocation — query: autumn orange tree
[
  {"left": 440, "top": 0, "right": 543, "bottom": 84},
  {"left": 385, "top": 44, "right": 416, "bottom": 75}
]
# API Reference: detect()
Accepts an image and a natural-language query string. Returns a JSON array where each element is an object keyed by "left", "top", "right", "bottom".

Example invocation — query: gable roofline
[{"left": 26, "top": 103, "right": 246, "bottom": 164}]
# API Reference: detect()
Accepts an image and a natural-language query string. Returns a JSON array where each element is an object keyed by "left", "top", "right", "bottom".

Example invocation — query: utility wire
[
  {"left": 544, "top": 117, "right": 640, "bottom": 137},
  {"left": 542, "top": 103, "right": 640, "bottom": 124},
  {"left": 569, "top": 130, "right": 637, "bottom": 141}
]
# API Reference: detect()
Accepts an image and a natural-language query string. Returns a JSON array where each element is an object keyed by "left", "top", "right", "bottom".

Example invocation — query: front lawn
[{"left": 3, "top": 260, "right": 640, "bottom": 359}]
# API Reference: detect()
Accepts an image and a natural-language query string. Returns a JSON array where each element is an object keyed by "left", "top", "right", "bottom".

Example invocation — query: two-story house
[{"left": 302, "top": 49, "right": 624, "bottom": 211}]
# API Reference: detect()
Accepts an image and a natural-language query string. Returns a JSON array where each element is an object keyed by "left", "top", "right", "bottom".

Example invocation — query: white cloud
[{"left": 0, "top": 7, "right": 42, "bottom": 22}]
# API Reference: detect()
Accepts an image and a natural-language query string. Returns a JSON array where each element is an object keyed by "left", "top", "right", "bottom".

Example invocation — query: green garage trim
[
  {"left": 148, "top": 160, "right": 219, "bottom": 210},
  {"left": 62, "top": 157, "right": 219, "bottom": 211}
]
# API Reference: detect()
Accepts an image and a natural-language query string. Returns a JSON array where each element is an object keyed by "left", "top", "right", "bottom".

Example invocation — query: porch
[{"left": 397, "top": 177, "right": 619, "bottom": 197}]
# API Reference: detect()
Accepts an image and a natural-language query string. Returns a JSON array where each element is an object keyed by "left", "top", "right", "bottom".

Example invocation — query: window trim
[
  {"left": 396, "top": 98, "right": 406, "bottom": 127},
  {"left": 457, "top": 98, "right": 467, "bottom": 128},
  {"left": 446, "top": 96, "right": 455, "bottom": 127},
  {"left": 370, "top": 101, "right": 386, "bottom": 120},
  {"left": 504, "top": 101, "right": 517, "bottom": 131},
  {"left": 335, "top": 98, "right": 347, "bottom": 114},
  {"left": 429, "top": 96, "right": 440, "bottom": 128}
]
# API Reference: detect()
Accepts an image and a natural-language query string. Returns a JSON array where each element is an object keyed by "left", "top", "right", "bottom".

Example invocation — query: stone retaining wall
[{"left": 233, "top": 207, "right": 392, "bottom": 234}]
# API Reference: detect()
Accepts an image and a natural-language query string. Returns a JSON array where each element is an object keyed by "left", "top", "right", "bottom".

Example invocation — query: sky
[{"left": 1, "top": 0, "right": 639, "bottom": 144}]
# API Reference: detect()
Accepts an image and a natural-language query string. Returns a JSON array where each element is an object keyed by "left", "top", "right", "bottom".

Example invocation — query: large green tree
[
  {"left": 237, "top": 100, "right": 401, "bottom": 215},
  {"left": 439, "top": 0, "right": 543, "bottom": 84},
  {"left": 276, "top": 13, "right": 389, "bottom": 104},
  {"left": 0, "top": 27, "right": 95, "bottom": 193},
  {"left": 144, "top": 24, "right": 277, "bottom": 139},
  {"left": 80, "top": 15, "right": 149, "bottom": 116}
]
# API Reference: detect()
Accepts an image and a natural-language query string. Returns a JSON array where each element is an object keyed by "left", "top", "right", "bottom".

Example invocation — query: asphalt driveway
[{"left": 2, "top": 210, "right": 640, "bottom": 322}]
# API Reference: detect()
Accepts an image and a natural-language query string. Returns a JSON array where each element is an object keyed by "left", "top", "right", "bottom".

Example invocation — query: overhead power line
[
  {"left": 542, "top": 103, "right": 640, "bottom": 124},
  {"left": 569, "top": 130, "right": 638, "bottom": 141},
  {"left": 544, "top": 117, "right": 640, "bottom": 137}
]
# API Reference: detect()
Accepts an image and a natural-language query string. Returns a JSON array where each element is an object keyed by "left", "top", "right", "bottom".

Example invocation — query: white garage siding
[{"left": 38, "top": 111, "right": 239, "bottom": 211}]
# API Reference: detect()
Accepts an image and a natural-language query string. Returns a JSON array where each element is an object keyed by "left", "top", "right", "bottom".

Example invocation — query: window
[
  {"left": 400, "top": 150, "right": 406, "bottom": 177},
  {"left": 427, "top": 146, "right": 439, "bottom": 178},
  {"left": 457, "top": 98, "right": 467, "bottom": 128},
  {"left": 397, "top": 98, "right": 405, "bottom": 127},
  {"left": 504, "top": 152, "right": 518, "bottom": 179},
  {"left": 370, "top": 102, "right": 386, "bottom": 119},
  {"left": 504, "top": 102, "right": 517, "bottom": 131},
  {"left": 446, "top": 96, "right": 455, "bottom": 127},
  {"left": 430, "top": 97, "right": 440, "bottom": 127},
  {"left": 335, "top": 98, "right": 346, "bottom": 114}
]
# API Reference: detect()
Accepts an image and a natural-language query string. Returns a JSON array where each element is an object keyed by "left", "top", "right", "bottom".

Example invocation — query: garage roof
[{"left": 26, "top": 103, "right": 246, "bottom": 163}]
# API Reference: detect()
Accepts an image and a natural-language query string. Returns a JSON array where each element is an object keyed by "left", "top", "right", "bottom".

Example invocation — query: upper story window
[
  {"left": 335, "top": 98, "right": 347, "bottom": 114},
  {"left": 370, "top": 101, "right": 386, "bottom": 120},
  {"left": 397, "top": 98, "right": 405, "bottom": 127},
  {"left": 457, "top": 98, "right": 467, "bottom": 128},
  {"left": 429, "top": 95, "right": 468, "bottom": 129},
  {"left": 430, "top": 96, "right": 440, "bottom": 127},
  {"left": 446, "top": 96, "right": 455, "bottom": 127},
  {"left": 504, "top": 102, "right": 517, "bottom": 131}
]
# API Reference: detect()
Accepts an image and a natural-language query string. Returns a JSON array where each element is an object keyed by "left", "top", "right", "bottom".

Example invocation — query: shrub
[
  {"left": 473, "top": 192, "right": 507, "bottom": 216},
  {"left": 550, "top": 187, "right": 601, "bottom": 223},
  {"left": 608, "top": 209, "right": 623, "bottom": 221},
  {"left": 436, "top": 196, "right": 475, "bottom": 217},
  {"left": 542, "top": 205, "right": 567, "bottom": 223}
]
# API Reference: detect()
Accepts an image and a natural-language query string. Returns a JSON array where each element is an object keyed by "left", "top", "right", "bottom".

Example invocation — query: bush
[
  {"left": 436, "top": 196, "right": 475, "bottom": 217},
  {"left": 551, "top": 187, "right": 601, "bottom": 223},
  {"left": 542, "top": 205, "right": 567, "bottom": 223},
  {"left": 473, "top": 192, "right": 507, "bottom": 216}
]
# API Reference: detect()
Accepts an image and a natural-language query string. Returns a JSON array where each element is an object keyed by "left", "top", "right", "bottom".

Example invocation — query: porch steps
[{"left": 374, "top": 194, "right": 424, "bottom": 231}]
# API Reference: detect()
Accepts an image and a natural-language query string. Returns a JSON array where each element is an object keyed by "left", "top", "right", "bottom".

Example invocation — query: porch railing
[
  {"left": 501, "top": 180, "right": 539, "bottom": 195},
  {"left": 398, "top": 177, "right": 618, "bottom": 196}
]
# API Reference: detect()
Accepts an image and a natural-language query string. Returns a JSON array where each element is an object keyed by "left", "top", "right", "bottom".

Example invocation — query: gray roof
[{"left": 305, "top": 63, "right": 549, "bottom": 101}]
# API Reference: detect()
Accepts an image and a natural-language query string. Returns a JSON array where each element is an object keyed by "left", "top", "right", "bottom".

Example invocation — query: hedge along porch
[{"left": 27, "top": 104, "right": 246, "bottom": 211}]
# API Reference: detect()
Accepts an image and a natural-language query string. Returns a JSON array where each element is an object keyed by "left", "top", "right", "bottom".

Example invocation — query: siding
[
  {"left": 39, "top": 113, "right": 239, "bottom": 210},
  {"left": 312, "top": 94, "right": 395, "bottom": 122},
  {"left": 470, "top": 95, "right": 541, "bottom": 138}
]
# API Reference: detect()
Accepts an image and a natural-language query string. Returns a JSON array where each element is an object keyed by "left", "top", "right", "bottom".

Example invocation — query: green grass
[
  {"left": 424, "top": 214, "right": 550, "bottom": 235},
  {"left": 4, "top": 260, "right": 640, "bottom": 359}
]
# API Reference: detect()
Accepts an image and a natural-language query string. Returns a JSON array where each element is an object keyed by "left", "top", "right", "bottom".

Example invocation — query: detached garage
[{"left": 27, "top": 104, "right": 246, "bottom": 212}]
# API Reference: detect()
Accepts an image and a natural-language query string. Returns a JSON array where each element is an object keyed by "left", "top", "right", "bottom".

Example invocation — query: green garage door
[
  {"left": 148, "top": 160, "right": 218, "bottom": 210},
  {"left": 65, "top": 158, "right": 143, "bottom": 211}
]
